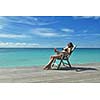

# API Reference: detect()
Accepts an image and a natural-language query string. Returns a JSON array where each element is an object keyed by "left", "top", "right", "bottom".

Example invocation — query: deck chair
[{"left": 51, "top": 45, "right": 77, "bottom": 70}]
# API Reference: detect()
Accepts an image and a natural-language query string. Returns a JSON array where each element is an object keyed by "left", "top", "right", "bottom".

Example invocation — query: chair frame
[{"left": 52, "top": 46, "right": 77, "bottom": 69}]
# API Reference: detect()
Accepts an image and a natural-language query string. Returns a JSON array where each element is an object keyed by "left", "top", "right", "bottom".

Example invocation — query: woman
[{"left": 43, "top": 42, "right": 74, "bottom": 70}]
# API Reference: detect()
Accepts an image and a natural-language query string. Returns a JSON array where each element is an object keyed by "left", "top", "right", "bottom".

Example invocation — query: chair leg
[
  {"left": 57, "top": 60, "right": 62, "bottom": 70},
  {"left": 67, "top": 59, "right": 72, "bottom": 68},
  {"left": 62, "top": 61, "right": 66, "bottom": 66},
  {"left": 51, "top": 59, "right": 56, "bottom": 68}
]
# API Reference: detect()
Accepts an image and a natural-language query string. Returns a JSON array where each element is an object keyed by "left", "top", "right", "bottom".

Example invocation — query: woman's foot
[
  {"left": 43, "top": 65, "right": 51, "bottom": 70},
  {"left": 43, "top": 67, "right": 48, "bottom": 70}
]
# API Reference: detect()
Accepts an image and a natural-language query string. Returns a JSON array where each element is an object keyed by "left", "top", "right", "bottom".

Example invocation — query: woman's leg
[
  {"left": 44, "top": 54, "right": 61, "bottom": 70},
  {"left": 43, "top": 58, "right": 54, "bottom": 70}
]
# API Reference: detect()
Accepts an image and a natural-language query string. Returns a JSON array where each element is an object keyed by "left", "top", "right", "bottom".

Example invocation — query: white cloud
[
  {"left": 32, "top": 28, "right": 58, "bottom": 37},
  {"left": 0, "top": 42, "right": 40, "bottom": 48},
  {"left": 83, "top": 30, "right": 88, "bottom": 33},
  {"left": 80, "top": 16, "right": 93, "bottom": 19},
  {"left": 93, "top": 16, "right": 100, "bottom": 19},
  {"left": 62, "top": 28, "right": 74, "bottom": 32},
  {"left": 90, "top": 33, "right": 100, "bottom": 36},
  {"left": 0, "top": 25, "right": 3, "bottom": 29},
  {"left": 73, "top": 16, "right": 100, "bottom": 20},
  {"left": 38, "top": 21, "right": 59, "bottom": 25},
  {"left": 0, "top": 16, "right": 58, "bottom": 26},
  {"left": 0, "top": 16, "right": 38, "bottom": 25},
  {"left": 32, "top": 28, "right": 74, "bottom": 37},
  {"left": 82, "top": 16, "right": 100, "bottom": 19},
  {"left": 36, "top": 32, "right": 58, "bottom": 37},
  {"left": 0, "top": 34, "right": 28, "bottom": 38},
  {"left": 72, "top": 33, "right": 100, "bottom": 37}
]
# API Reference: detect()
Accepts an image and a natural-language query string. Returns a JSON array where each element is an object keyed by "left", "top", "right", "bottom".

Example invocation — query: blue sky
[{"left": 0, "top": 16, "right": 100, "bottom": 48}]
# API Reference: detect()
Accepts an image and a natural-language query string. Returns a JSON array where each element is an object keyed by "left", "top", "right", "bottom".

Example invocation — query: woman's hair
[{"left": 68, "top": 42, "right": 74, "bottom": 48}]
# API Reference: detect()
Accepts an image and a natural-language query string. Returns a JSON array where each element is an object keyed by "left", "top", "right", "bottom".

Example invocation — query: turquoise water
[{"left": 0, "top": 48, "right": 100, "bottom": 68}]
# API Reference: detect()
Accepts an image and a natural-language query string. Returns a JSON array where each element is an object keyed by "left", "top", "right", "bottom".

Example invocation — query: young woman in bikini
[{"left": 43, "top": 42, "right": 74, "bottom": 70}]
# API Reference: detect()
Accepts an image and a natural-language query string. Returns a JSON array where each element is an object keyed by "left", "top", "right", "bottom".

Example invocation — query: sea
[{"left": 0, "top": 48, "right": 100, "bottom": 68}]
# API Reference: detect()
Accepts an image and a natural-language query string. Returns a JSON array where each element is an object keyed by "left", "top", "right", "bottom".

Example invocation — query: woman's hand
[{"left": 54, "top": 48, "right": 57, "bottom": 52}]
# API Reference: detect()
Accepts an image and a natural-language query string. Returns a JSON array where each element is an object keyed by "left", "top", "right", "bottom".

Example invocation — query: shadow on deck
[{"left": 53, "top": 66, "right": 97, "bottom": 72}]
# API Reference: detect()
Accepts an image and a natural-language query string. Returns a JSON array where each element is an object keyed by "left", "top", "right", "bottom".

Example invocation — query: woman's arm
[
  {"left": 67, "top": 48, "right": 71, "bottom": 54},
  {"left": 54, "top": 48, "right": 61, "bottom": 54},
  {"left": 61, "top": 48, "right": 71, "bottom": 54}
]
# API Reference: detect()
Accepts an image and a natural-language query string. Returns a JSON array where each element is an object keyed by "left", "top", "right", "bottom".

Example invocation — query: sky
[{"left": 0, "top": 16, "right": 100, "bottom": 48}]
